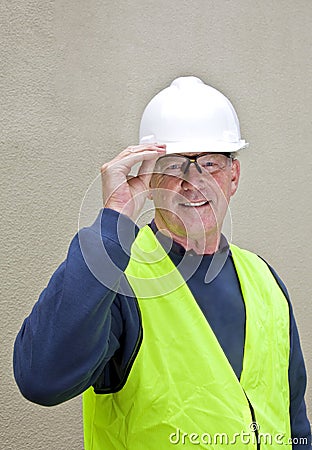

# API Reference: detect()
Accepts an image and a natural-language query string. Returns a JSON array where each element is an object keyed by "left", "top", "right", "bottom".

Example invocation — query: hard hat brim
[
  {"left": 139, "top": 137, "right": 249, "bottom": 154},
  {"left": 163, "top": 140, "right": 248, "bottom": 154},
  {"left": 139, "top": 132, "right": 248, "bottom": 154}
]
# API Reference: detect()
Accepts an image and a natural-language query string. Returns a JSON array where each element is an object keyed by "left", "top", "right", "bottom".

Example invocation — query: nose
[{"left": 181, "top": 163, "right": 206, "bottom": 190}]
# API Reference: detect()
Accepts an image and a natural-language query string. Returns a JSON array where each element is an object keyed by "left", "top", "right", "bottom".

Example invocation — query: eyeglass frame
[{"left": 154, "top": 152, "right": 235, "bottom": 176}]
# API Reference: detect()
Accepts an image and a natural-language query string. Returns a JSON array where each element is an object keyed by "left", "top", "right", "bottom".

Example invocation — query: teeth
[{"left": 183, "top": 200, "right": 207, "bottom": 207}]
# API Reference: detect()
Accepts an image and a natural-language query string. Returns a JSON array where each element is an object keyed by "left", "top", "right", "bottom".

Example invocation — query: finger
[
  {"left": 100, "top": 145, "right": 166, "bottom": 178},
  {"left": 125, "top": 144, "right": 166, "bottom": 153},
  {"left": 137, "top": 157, "right": 157, "bottom": 177},
  {"left": 116, "top": 144, "right": 166, "bottom": 162},
  {"left": 136, "top": 158, "right": 159, "bottom": 189},
  {"left": 103, "top": 150, "right": 164, "bottom": 174}
]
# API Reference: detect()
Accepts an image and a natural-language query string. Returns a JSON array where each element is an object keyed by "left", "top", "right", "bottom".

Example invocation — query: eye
[
  {"left": 155, "top": 156, "right": 186, "bottom": 174},
  {"left": 201, "top": 161, "right": 217, "bottom": 168},
  {"left": 160, "top": 160, "right": 184, "bottom": 172},
  {"left": 167, "top": 163, "right": 182, "bottom": 170},
  {"left": 199, "top": 155, "right": 227, "bottom": 172}
]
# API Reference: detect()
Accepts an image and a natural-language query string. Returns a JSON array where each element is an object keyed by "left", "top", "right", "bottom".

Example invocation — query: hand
[{"left": 100, "top": 144, "right": 166, "bottom": 220}]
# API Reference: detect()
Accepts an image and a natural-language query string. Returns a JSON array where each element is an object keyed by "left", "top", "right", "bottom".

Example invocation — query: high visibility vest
[{"left": 83, "top": 225, "right": 291, "bottom": 449}]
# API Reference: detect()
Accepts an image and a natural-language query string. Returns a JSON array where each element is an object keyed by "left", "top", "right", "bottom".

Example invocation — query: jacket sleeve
[
  {"left": 13, "top": 209, "right": 138, "bottom": 406},
  {"left": 268, "top": 266, "right": 311, "bottom": 449},
  {"left": 289, "top": 313, "right": 311, "bottom": 449}
]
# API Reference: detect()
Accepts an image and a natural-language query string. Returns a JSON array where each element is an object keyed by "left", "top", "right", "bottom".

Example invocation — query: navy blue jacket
[{"left": 13, "top": 208, "right": 311, "bottom": 448}]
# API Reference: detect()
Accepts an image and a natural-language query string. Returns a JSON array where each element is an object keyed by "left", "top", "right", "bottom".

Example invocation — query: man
[{"left": 14, "top": 77, "right": 311, "bottom": 449}]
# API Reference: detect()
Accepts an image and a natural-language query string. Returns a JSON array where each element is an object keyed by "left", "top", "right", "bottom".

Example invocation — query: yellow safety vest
[{"left": 83, "top": 225, "right": 291, "bottom": 449}]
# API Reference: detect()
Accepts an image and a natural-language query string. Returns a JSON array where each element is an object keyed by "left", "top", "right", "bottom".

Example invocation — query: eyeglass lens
[{"left": 155, "top": 154, "right": 230, "bottom": 176}]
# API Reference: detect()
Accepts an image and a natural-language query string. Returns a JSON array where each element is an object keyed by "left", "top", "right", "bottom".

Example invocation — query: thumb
[{"left": 137, "top": 158, "right": 157, "bottom": 189}]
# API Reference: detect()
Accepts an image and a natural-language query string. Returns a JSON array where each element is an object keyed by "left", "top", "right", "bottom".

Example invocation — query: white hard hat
[{"left": 139, "top": 76, "right": 248, "bottom": 154}]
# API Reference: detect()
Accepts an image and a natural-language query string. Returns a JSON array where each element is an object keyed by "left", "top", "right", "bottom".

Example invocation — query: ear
[
  {"left": 230, "top": 159, "right": 240, "bottom": 197},
  {"left": 147, "top": 178, "right": 154, "bottom": 200}
]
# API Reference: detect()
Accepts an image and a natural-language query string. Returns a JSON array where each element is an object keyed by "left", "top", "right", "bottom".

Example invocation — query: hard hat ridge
[{"left": 139, "top": 76, "right": 248, "bottom": 154}]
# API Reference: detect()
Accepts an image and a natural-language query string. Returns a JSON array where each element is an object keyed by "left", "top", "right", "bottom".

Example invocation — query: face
[{"left": 149, "top": 153, "right": 240, "bottom": 242}]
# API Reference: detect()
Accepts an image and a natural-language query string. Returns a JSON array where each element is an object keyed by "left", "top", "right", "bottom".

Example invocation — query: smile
[{"left": 180, "top": 200, "right": 210, "bottom": 207}]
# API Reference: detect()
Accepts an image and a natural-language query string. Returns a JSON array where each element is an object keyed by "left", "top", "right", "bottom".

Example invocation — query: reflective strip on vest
[{"left": 83, "top": 225, "right": 291, "bottom": 449}]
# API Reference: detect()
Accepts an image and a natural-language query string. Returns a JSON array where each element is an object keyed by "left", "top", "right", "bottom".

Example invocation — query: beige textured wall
[{"left": 1, "top": 1, "right": 312, "bottom": 448}]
